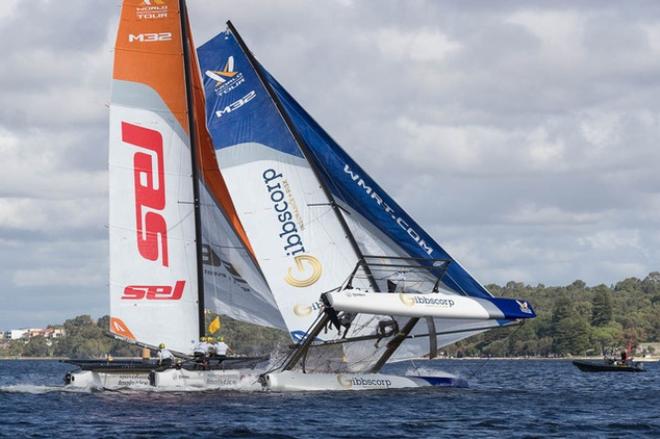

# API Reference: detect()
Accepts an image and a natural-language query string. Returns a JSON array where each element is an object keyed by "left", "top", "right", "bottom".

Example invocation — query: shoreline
[{"left": 3, "top": 356, "right": 658, "bottom": 361}]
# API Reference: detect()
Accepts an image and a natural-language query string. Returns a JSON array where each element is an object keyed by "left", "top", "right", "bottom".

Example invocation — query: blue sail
[
  {"left": 198, "top": 30, "right": 491, "bottom": 300},
  {"left": 260, "top": 67, "right": 493, "bottom": 299},
  {"left": 197, "top": 27, "right": 534, "bottom": 368}
]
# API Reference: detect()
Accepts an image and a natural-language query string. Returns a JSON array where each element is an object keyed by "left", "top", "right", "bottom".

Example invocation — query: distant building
[
  {"left": 44, "top": 328, "right": 65, "bottom": 338},
  {"left": 28, "top": 328, "right": 46, "bottom": 338},
  {"left": 3, "top": 329, "right": 28, "bottom": 340},
  {"left": 2, "top": 328, "right": 65, "bottom": 340}
]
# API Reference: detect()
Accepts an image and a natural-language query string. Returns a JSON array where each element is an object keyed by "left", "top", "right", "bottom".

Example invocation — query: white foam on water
[{"left": 0, "top": 384, "right": 93, "bottom": 394}]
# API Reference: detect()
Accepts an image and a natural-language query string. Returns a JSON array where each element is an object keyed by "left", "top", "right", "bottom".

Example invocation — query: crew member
[
  {"left": 213, "top": 336, "right": 232, "bottom": 359},
  {"left": 157, "top": 343, "right": 174, "bottom": 367},
  {"left": 193, "top": 337, "right": 211, "bottom": 368}
]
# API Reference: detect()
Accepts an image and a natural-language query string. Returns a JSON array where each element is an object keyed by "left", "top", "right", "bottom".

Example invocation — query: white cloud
[{"left": 370, "top": 28, "right": 462, "bottom": 62}]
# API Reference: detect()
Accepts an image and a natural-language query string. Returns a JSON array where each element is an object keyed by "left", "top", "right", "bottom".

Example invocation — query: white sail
[{"left": 108, "top": 0, "right": 199, "bottom": 354}]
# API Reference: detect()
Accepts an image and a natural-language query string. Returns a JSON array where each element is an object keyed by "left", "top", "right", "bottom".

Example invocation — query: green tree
[
  {"left": 591, "top": 286, "right": 613, "bottom": 326},
  {"left": 24, "top": 336, "right": 50, "bottom": 357}
]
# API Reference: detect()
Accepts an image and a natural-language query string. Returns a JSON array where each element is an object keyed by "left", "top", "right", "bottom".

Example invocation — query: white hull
[
  {"left": 65, "top": 370, "right": 152, "bottom": 389},
  {"left": 65, "top": 368, "right": 261, "bottom": 391},
  {"left": 262, "top": 370, "right": 467, "bottom": 392},
  {"left": 153, "top": 368, "right": 261, "bottom": 390}
]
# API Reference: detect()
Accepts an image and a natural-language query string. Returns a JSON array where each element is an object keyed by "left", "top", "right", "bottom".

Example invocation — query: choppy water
[{"left": 0, "top": 359, "right": 658, "bottom": 438}]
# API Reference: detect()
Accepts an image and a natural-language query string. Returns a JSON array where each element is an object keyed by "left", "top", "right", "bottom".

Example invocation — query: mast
[
  {"left": 226, "top": 20, "right": 379, "bottom": 292},
  {"left": 180, "top": 0, "right": 205, "bottom": 338}
]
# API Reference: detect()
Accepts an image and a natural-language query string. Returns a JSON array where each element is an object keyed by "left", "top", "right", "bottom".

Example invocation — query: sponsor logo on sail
[
  {"left": 285, "top": 255, "right": 322, "bottom": 288},
  {"left": 128, "top": 32, "right": 172, "bottom": 43},
  {"left": 516, "top": 300, "right": 533, "bottom": 314},
  {"left": 293, "top": 300, "right": 323, "bottom": 317},
  {"left": 214, "top": 90, "right": 256, "bottom": 118},
  {"left": 343, "top": 164, "right": 434, "bottom": 256},
  {"left": 206, "top": 56, "right": 245, "bottom": 95},
  {"left": 399, "top": 293, "right": 455, "bottom": 308},
  {"left": 122, "top": 281, "right": 185, "bottom": 300},
  {"left": 262, "top": 168, "right": 323, "bottom": 288},
  {"left": 122, "top": 122, "right": 169, "bottom": 266},
  {"left": 201, "top": 244, "right": 250, "bottom": 291},
  {"left": 136, "top": 0, "right": 168, "bottom": 20}
]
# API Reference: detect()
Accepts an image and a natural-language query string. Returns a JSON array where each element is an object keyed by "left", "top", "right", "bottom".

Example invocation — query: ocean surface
[{"left": 0, "top": 359, "right": 658, "bottom": 438}]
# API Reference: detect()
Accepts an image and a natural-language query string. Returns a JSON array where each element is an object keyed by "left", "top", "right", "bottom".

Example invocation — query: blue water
[{"left": 0, "top": 359, "right": 658, "bottom": 438}]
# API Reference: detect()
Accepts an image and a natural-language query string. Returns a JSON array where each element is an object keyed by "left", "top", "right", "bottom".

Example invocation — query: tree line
[
  {"left": 448, "top": 272, "right": 660, "bottom": 357},
  {"left": 1, "top": 273, "right": 658, "bottom": 359}
]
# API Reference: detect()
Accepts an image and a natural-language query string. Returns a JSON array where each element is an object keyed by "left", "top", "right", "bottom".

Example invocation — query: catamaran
[
  {"left": 194, "top": 23, "right": 537, "bottom": 391},
  {"left": 64, "top": 0, "right": 284, "bottom": 390},
  {"left": 65, "top": 0, "right": 536, "bottom": 391}
]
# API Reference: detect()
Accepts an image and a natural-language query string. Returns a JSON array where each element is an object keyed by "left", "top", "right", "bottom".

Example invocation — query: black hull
[{"left": 572, "top": 360, "right": 645, "bottom": 373}]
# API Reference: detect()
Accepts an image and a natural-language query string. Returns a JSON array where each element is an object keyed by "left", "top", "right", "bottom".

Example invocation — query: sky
[{"left": 1, "top": 0, "right": 660, "bottom": 329}]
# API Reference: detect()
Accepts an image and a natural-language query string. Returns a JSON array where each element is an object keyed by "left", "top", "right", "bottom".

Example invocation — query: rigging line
[{"left": 260, "top": 311, "right": 325, "bottom": 376}]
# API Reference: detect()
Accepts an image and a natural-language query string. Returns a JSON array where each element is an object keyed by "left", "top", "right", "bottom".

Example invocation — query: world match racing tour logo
[
  {"left": 205, "top": 56, "right": 244, "bottom": 96},
  {"left": 135, "top": 0, "right": 168, "bottom": 20},
  {"left": 262, "top": 169, "right": 322, "bottom": 291}
]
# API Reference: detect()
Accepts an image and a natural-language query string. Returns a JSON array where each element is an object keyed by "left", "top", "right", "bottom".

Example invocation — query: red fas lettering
[{"left": 121, "top": 122, "right": 169, "bottom": 266}]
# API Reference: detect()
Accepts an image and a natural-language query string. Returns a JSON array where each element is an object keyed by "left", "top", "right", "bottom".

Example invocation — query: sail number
[{"left": 121, "top": 122, "right": 169, "bottom": 267}]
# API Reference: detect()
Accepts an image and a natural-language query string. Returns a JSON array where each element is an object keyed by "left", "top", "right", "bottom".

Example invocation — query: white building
[{"left": 3, "top": 329, "right": 28, "bottom": 340}]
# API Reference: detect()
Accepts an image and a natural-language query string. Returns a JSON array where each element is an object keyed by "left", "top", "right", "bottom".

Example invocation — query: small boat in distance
[
  {"left": 573, "top": 359, "right": 645, "bottom": 372},
  {"left": 573, "top": 350, "right": 645, "bottom": 373}
]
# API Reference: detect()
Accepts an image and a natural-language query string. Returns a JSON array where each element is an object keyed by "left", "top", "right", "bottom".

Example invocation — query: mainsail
[
  {"left": 109, "top": 1, "right": 283, "bottom": 355},
  {"left": 198, "top": 23, "right": 535, "bottom": 372}
]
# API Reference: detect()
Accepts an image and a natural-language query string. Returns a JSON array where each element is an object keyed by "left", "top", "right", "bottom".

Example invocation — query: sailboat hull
[
  {"left": 262, "top": 370, "right": 468, "bottom": 392},
  {"left": 64, "top": 368, "right": 263, "bottom": 390},
  {"left": 153, "top": 368, "right": 261, "bottom": 390},
  {"left": 65, "top": 370, "right": 152, "bottom": 389}
]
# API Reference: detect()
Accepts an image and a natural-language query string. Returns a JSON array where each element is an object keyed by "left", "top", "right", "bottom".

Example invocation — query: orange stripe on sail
[
  {"left": 110, "top": 317, "right": 136, "bottom": 340},
  {"left": 113, "top": 0, "right": 189, "bottom": 134}
]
